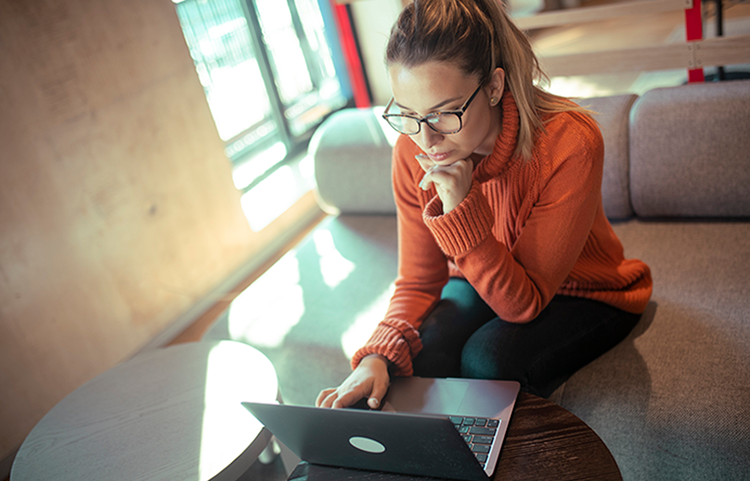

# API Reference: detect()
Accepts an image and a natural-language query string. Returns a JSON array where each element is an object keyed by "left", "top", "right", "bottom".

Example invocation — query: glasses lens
[
  {"left": 384, "top": 112, "right": 462, "bottom": 135},
  {"left": 386, "top": 116, "right": 420, "bottom": 134},
  {"left": 427, "top": 113, "right": 461, "bottom": 134}
]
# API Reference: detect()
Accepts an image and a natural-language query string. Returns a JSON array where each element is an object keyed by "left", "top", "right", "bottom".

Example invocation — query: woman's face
[{"left": 387, "top": 60, "right": 504, "bottom": 165}]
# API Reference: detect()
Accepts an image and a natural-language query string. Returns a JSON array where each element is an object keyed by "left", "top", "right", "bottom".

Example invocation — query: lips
[{"left": 428, "top": 151, "right": 452, "bottom": 162}]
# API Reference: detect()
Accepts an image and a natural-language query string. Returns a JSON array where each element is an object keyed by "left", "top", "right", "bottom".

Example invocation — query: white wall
[
  {"left": 349, "top": 0, "right": 551, "bottom": 106},
  {"left": 0, "top": 0, "right": 318, "bottom": 466},
  {"left": 350, "top": 0, "right": 404, "bottom": 106}
]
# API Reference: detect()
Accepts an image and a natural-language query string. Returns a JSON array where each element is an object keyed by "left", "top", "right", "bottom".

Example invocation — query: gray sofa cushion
[
  {"left": 629, "top": 80, "right": 750, "bottom": 218},
  {"left": 554, "top": 220, "right": 750, "bottom": 481},
  {"left": 577, "top": 94, "right": 638, "bottom": 220}
]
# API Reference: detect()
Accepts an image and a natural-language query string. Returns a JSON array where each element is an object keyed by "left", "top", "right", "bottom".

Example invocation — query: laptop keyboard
[{"left": 449, "top": 416, "right": 500, "bottom": 468}]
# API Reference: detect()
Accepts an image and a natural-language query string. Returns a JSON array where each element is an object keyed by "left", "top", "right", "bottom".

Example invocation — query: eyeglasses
[{"left": 382, "top": 84, "right": 482, "bottom": 135}]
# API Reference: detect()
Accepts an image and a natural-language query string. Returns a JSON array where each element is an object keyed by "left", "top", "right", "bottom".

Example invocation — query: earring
[{"left": 490, "top": 97, "right": 498, "bottom": 106}]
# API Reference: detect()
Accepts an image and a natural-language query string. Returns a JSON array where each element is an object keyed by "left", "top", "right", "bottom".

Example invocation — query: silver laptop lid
[
  {"left": 382, "top": 377, "right": 519, "bottom": 417},
  {"left": 381, "top": 377, "right": 520, "bottom": 477}
]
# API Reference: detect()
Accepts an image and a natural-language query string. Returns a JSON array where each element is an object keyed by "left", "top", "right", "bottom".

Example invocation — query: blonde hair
[{"left": 386, "top": 0, "right": 591, "bottom": 160}]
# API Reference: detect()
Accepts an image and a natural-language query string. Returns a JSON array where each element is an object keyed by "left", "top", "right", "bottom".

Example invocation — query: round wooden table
[
  {"left": 287, "top": 392, "right": 622, "bottom": 481},
  {"left": 11, "top": 341, "right": 279, "bottom": 481}
]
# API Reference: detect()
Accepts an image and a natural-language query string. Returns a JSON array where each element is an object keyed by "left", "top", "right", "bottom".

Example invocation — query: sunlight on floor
[
  {"left": 233, "top": 142, "right": 288, "bottom": 191},
  {"left": 199, "top": 342, "right": 278, "bottom": 479},
  {"left": 313, "top": 228, "right": 355, "bottom": 288},
  {"left": 240, "top": 165, "right": 298, "bottom": 231},
  {"left": 227, "top": 255, "right": 306, "bottom": 347},
  {"left": 238, "top": 152, "right": 316, "bottom": 232},
  {"left": 341, "top": 282, "right": 396, "bottom": 360}
]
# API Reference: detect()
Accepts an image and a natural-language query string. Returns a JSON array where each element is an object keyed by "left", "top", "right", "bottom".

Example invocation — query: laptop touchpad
[{"left": 384, "top": 378, "right": 469, "bottom": 415}]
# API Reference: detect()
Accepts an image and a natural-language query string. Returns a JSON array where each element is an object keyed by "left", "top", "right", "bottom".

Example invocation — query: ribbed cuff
[
  {"left": 422, "top": 183, "right": 495, "bottom": 257},
  {"left": 351, "top": 319, "right": 423, "bottom": 377}
]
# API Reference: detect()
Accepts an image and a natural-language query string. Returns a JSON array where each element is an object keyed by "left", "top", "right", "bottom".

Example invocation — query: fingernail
[{"left": 369, "top": 398, "right": 379, "bottom": 407}]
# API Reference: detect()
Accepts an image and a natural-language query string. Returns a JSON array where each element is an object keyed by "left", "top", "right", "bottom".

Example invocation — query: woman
[{"left": 317, "top": 0, "right": 651, "bottom": 409}]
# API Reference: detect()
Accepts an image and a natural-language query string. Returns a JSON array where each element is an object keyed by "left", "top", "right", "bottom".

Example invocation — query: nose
[{"left": 417, "top": 124, "right": 443, "bottom": 151}]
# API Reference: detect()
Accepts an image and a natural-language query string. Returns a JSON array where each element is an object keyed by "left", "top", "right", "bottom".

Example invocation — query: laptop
[{"left": 242, "top": 376, "right": 519, "bottom": 481}]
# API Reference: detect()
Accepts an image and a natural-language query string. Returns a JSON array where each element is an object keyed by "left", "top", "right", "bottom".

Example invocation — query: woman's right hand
[{"left": 316, "top": 354, "right": 391, "bottom": 409}]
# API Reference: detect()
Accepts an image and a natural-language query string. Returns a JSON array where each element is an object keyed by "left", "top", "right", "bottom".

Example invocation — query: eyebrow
[{"left": 394, "top": 95, "right": 463, "bottom": 113}]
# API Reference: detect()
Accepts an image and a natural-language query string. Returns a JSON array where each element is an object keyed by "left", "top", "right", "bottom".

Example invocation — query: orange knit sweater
[{"left": 352, "top": 91, "right": 652, "bottom": 376}]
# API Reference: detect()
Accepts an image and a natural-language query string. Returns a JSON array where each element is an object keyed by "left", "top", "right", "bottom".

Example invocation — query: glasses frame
[{"left": 382, "top": 84, "right": 483, "bottom": 135}]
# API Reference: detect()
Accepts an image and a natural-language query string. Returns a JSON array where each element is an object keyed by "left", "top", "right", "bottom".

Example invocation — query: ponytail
[{"left": 386, "top": 0, "right": 591, "bottom": 160}]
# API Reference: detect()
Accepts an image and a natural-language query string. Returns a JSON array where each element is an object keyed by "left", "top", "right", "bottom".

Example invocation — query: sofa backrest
[
  {"left": 311, "top": 80, "right": 750, "bottom": 219},
  {"left": 629, "top": 80, "right": 750, "bottom": 218},
  {"left": 310, "top": 100, "right": 637, "bottom": 218}
]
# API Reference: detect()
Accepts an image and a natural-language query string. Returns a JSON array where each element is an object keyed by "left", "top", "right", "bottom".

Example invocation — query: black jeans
[{"left": 411, "top": 278, "right": 641, "bottom": 398}]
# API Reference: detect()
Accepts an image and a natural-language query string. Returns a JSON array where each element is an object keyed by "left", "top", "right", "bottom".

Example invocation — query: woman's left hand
[{"left": 416, "top": 154, "right": 473, "bottom": 214}]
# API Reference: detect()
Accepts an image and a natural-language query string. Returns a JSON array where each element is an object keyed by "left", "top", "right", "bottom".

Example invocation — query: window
[{"left": 173, "top": 0, "right": 350, "bottom": 194}]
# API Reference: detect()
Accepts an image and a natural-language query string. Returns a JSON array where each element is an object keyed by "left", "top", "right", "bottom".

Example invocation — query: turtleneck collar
[{"left": 472, "top": 89, "right": 520, "bottom": 184}]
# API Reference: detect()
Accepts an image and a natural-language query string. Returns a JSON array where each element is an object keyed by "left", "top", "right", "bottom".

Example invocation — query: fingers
[
  {"left": 415, "top": 154, "right": 434, "bottom": 172},
  {"left": 316, "top": 384, "right": 366, "bottom": 409},
  {"left": 419, "top": 158, "right": 474, "bottom": 213},
  {"left": 318, "top": 386, "right": 365, "bottom": 409},
  {"left": 367, "top": 378, "right": 390, "bottom": 409},
  {"left": 331, "top": 389, "right": 362, "bottom": 409},
  {"left": 419, "top": 174, "right": 434, "bottom": 191},
  {"left": 315, "top": 388, "right": 336, "bottom": 407},
  {"left": 420, "top": 160, "right": 471, "bottom": 192},
  {"left": 421, "top": 162, "right": 454, "bottom": 191},
  {"left": 316, "top": 355, "right": 391, "bottom": 409},
  {"left": 417, "top": 155, "right": 439, "bottom": 191}
]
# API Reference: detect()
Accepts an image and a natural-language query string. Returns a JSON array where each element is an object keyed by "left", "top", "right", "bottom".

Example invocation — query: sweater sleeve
[
  {"left": 423, "top": 113, "right": 605, "bottom": 323},
  {"left": 351, "top": 136, "right": 449, "bottom": 376}
]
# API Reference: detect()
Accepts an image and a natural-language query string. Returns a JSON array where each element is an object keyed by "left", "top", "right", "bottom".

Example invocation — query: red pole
[
  {"left": 332, "top": 2, "right": 371, "bottom": 108},
  {"left": 685, "top": 0, "right": 705, "bottom": 82}
]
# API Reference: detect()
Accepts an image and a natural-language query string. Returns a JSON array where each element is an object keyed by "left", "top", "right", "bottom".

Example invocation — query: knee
[
  {"left": 460, "top": 334, "right": 525, "bottom": 382},
  {"left": 412, "top": 348, "right": 461, "bottom": 378}
]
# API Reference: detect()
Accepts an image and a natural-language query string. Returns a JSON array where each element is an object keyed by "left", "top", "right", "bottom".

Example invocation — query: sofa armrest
[
  {"left": 576, "top": 94, "right": 639, "bottom": 220},
  {"left": 310, "top": 108, "right": 397, "bottom": 215}
]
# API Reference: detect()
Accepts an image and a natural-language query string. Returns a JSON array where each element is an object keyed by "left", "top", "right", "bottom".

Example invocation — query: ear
[{"left": 486, "top": 68, "right": 505, "bottom": 106}]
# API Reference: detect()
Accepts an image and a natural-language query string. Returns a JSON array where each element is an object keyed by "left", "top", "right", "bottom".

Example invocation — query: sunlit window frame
[
  {"left": 234, "top": 0, "right": 352, "bottom": 193},
  {"left": 175, "top": 0, "right": 354, "bottom": 194}
]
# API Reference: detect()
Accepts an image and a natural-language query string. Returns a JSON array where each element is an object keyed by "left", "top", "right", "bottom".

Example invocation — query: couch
[{"left": 204, "top": 79, "right": 750, "bottom": 480}]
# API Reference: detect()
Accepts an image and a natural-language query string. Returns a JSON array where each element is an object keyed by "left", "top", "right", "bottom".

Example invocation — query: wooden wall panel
[{"left": 0, "top": 0, "right": 265, "bottom": 458}]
